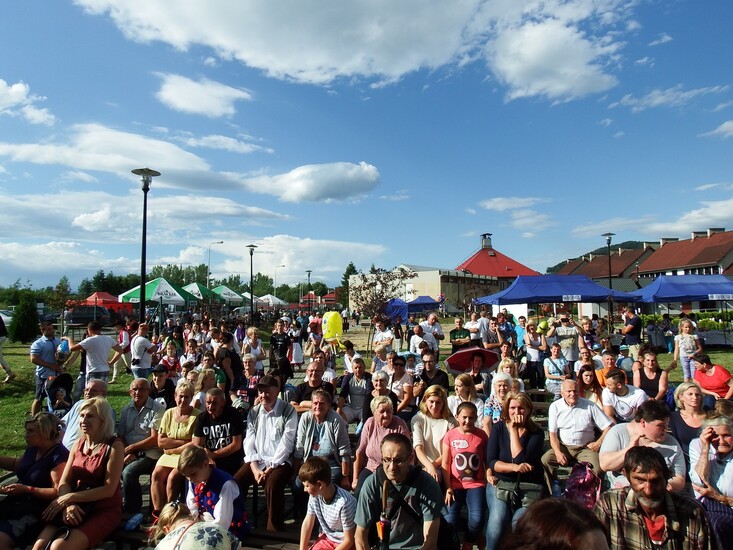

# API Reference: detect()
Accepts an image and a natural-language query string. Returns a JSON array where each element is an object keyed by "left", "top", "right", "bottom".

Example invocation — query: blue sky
[{"left": 1, "top": 0, "right": 731, "bottom": 292}]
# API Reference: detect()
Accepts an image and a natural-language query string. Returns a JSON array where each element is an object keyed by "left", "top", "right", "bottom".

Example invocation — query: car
[
  {"left": 0, "top": 309, "right": 12, "bottom": 326},
  {"left": 65, "top": 305, "right": 111, "bottom": 326}
]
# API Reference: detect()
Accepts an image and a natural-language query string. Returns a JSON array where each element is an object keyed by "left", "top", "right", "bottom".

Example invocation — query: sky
[{"left": 1, "top": 0, "right": 732, "bottom": 293}]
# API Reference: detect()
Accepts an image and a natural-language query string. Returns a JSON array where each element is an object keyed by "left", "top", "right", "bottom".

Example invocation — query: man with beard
[{"left": 595, "top": 446, "right": 712, "bottom": 550}]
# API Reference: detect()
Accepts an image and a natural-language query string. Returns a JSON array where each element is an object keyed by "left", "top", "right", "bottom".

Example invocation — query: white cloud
[
  {"left": 599, "top": 118, "right": 613, "bottom": 127},
  {"left": 713, "top": 101, "right": 733, "bottom": 112},
  {"left": 610, "top": 85, "right": 729, "bottom": 112},
  {"left": 634, "top": 56, "right": 653, "bottom": 66},
  {"left": 648, "top": 33, "right": 672, "bottom": 46},
  {"left": 180, "top": 134, "right": 273, "bottom": 154},
  {"left": 154, "top": 73, "right": 253, "bottom": 117},
  {"left": 485, "top": 18, "right": 619, "bottom": 102},
  {"left": 60, "top": 171, "right": 98, "bottom": 183},
  {"left": 0, "top": 79, "right": 56, "bottom": 125},
  {"left": 695, "top": 182, "right": 733, "bottom": 192},
  {"left": 76, "top": 0, "right": 633, "bottom": 102},
  {"left": 613, "top": 131, "right": 625, "bottom": 138},
  {"left": 479, "top": 197, "right": 547, "bottom": 211},
  {"left": 465, "top": 208, "right": 476, "bottom": 215},
  {"left": 700, "top": 120, "right": 733, "bottom": 139},
  {"left": 643, "top": 198, "right": 733, "bottom": 235},
  {"left": 243, "top": 162, "right": 380, "bottom": 203},
  {"left": 379, "top": 191, "right": 409, "bottom": 201},
  {"left": 510, "top": 209, "right": 553, "bottom": 231}
]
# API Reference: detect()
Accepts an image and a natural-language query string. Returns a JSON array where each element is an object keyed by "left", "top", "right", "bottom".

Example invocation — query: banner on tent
[
  {"left": 708, "top": 294, "right": 733, "bottom": 300},
  {"left": 562, "top": 295, "right": 581, "bottom": 301}
]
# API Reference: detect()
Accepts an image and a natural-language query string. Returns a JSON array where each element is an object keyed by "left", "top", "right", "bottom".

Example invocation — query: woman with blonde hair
[
  {"left": 669, "top": 381, "right": 705, "bottom": 470},
  {"left": 243, "top": 327, "right": 266, "bottom": 373},
  {"left": 448, "top": 373, "right": 484, "bottom": 427},
  {"left": 411, "top": 385, "right": 456, "bottom": 484},
  {"left": 149, "top": 501, "right": 240, "bottom": 549},
  {"left": 33, "top": 397, "right": 123, "bottom": 550},
  {"left": 494, "top": 358, "right": 524, "bottom": 394}
]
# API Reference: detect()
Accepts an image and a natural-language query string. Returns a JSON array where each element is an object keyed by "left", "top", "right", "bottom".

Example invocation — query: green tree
[
  {"left": 277, "top": 285, "right": 299, "bottom": 304},
  {"left": 8, "top": 290, "right": 40, "bottom": 343},
  {"left": 340, "top": 262, "right": 358, "bottom": 305},
  {"left": 77, "top": 277, "right": 94, "bottom": 296},
  {"left": 312, "top": 281, "right": 328, "bottom": 297},
  {"left": 216, "top": 274, "right": 246, "bottom": 294},
  {"left": 47, "top": 276, "right": 72, "bottom": 312}
]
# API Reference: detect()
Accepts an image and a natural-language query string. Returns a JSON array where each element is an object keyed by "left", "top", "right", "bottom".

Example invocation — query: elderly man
[
  {"left": 602, "top": 369, "right": 648, "bottom": 423},
  {"left": 599, "top": 400, "right": 686, "bottom": 493},
  {"left": 61, "top": 378, "right": 113, "bottom": 449},
  {"left": 542, "top": 379, "right": 614, "bottom": 491},
  {"left": 594, "top": 446, "right": 712, "bottom": 550},
  {"left": 192, "top": 387, "right": 244, "bottom": 475},
  {"left": 118, "top": 378, "right": 165, "bottom": 515},
  {"left": 30, "top": 320, "right": 63, "bottom": 416},
  {"left": 408, "top": 324, "right": 437, "bottom": 356},
  {"left": 290, "top": 361, "right": 335, "bottom": 414},
  {"left": 354, "top": 433, "right": 444, "bottom": 550},
  {"left": 235, "top": 375, "right": 297, "bottom": 532},
  {"left": 449, "top": 317, "right": 471, "bottom": 353}
]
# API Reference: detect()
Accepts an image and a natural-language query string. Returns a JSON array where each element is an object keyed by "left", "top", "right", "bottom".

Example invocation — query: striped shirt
[
  {"left": 594, "top": 487, "right": 713, "bottom": 550},
  {"left": 307, "top": 486, "right": 357, "bottom": 543}
]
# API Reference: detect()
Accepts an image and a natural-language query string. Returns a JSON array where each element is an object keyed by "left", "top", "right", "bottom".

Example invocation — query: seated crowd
[{"left": 1, "top": 311, "right": 732, "bottom": 550}]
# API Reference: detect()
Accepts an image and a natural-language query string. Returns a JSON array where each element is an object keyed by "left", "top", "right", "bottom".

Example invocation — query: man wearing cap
[
  {"left": 235, "top": 374, "right": 297, "bottom": 532},
  {"left": 192, "top": 387, "right": 245, "bottom": 475}
]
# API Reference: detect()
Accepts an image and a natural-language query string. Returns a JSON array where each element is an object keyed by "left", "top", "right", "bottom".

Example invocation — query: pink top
[
  {"left": 356, "top": 416, "right": 410, "bottom": 472},
  {"left": 443, "top": 427, "right": 489, "bottom": 490}
]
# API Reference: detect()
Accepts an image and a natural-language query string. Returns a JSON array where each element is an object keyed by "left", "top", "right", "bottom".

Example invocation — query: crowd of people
[{"left": 0, "top": 306, "right": 731, "bottom": 549}]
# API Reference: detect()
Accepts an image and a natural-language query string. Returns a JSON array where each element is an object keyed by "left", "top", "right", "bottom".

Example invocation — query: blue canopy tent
[
  {"left": 385, "top": 298, "right": 408, "bottom": 323},
  {"left": 628, "top": 274, "right": 733, "bottom": 302},
  {"left": 408, "top": 295, "right": 440, "bottom": 313},
  {"left": 475, "top": 275, "right": 640, "bottom": 305}
]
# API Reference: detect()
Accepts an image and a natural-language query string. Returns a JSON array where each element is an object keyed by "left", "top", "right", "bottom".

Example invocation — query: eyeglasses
[{"left": 381, "top": 457, "right": 408, "bottom": 466}]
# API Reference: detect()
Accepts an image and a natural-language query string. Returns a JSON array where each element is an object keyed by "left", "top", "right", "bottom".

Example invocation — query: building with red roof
[
  {"left": 455, "top": 233, "right": 540, "bottom": 280},
  {"left": 637, "top": 228, "right": 733, "bottom": 279}
]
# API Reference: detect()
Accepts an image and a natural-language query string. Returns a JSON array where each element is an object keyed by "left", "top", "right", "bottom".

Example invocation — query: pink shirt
[
  {"left": 356, "top": 416, "right": 410, "bottom": 472},
  {"left": 443, "top": 427, "right": 488, "bottom": 490}
]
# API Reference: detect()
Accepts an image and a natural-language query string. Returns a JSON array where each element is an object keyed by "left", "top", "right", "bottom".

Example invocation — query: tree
[
  {"left": 350, "top": 266, "right": 417, "bottom": 325},
  {"left": 47, "top": 276, "right": 72, "bottom": 312},
  {"left": 312, "top": 281, "right": 328, "bottom": 297},
  {"left": 77, "top": 277, "right": 94, "bottom": 297},
  {"left": 340, "top": 262, "right": 358, "bottom": 306},
  {"left": 8, "top": 290, "right": 39, "bottom": 343}
]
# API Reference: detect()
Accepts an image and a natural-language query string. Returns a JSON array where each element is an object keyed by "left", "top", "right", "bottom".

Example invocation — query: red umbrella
[{"left": 444, "top": 347, "right": 500, "bottom": 375}]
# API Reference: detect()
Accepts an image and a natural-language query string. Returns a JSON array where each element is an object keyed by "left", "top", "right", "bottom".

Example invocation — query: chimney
[
  {"left": 691, "top": 231, "right": 706, "bottom": 240},
  {"left": 660, "top": 237, "right": 679, "bottom": 246},
  {"left": 708, "top": 227, "right": 725, "bottom": 237},
  {"left": 481, "top": 233, "right": 493, "bottom": 250}
]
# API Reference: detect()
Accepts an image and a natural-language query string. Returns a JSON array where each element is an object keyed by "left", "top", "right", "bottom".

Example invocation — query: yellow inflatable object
[{"left": 322, "top": 311, "right": 343, "bottom": 341}]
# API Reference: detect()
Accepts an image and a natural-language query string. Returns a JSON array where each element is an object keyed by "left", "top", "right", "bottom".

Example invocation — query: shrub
[{"left": 8, "top": 290, "right": 39, "bottom": 343}]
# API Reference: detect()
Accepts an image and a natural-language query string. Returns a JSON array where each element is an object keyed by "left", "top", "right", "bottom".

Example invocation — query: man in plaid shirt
[{"left": 594, "top": 446, "right": 713, "bottom": 550}]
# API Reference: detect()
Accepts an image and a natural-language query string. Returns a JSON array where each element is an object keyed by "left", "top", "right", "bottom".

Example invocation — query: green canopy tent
[
  {"left": 212, "top": 285, "right": 245, "bottom": 305},
  {"left": 183, "top": 282, "right": 225, "bottom": 303},
  {"left": 119, "top": 277, "right": 199, "bottom": 306}
]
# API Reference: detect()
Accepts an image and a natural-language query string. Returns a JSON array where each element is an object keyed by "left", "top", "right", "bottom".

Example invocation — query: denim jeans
[
  {"left": 122, "top": 455, "right": 156, "bottom": 513},
  {"left": 485, "top": 482, "right": 527, "bottom": 550},
  {"left": 131, "top": 366, "right": 150, "bottom": 379},
  {"left": 445, "top": 486, "right": 485, "bottom": 543}
]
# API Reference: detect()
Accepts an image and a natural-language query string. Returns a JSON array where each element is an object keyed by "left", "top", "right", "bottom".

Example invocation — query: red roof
[
  {"left": 456, "top": 248, "right": 539, "bottom": 278},
  {"left": 555, "top": 258, "right": 587, "bottom": 275},
  {"left": 578, "top": 248, "right": 648, "bottom": 279},
  {"left": 638, "top": 231, "right": 733, "bottom": 273}
]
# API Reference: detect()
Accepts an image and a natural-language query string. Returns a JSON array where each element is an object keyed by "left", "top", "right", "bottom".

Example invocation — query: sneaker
[{"left": 3, "top": 372, "right": 15, "bottom": 383}]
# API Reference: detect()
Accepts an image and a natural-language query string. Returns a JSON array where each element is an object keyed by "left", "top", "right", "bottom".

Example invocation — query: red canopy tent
[{"left": 83, "top": 292, "right": 133, "bottom": 315}]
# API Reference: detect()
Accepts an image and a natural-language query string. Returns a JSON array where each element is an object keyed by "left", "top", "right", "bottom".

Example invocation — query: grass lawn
[{"left": 2, "top": 336, "right": 733, "bottom": 474}]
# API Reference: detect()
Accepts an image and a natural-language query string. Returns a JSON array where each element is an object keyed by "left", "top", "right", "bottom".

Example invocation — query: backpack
[{"left": 563, "top": 461, "right": 601, "bottom": 509}]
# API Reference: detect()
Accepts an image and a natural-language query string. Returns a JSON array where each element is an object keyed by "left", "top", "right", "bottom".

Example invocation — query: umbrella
[{"left": 444, "top": 347, "right": 500, "bottom": 375}]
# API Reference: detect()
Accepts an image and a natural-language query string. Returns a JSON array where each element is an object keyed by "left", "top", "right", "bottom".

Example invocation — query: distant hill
[{"left": 546, "top": 240, "right": 646, "bottom": 274}]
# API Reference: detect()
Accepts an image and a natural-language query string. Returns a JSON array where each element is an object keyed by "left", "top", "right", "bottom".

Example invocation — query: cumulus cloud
[
  {"left": 610, "top": 85, "right": 729, "bottom": 112},
  {"left": 242, "top": 162, "right": 380, "bottom": 202},
  {"left": 479, "top": 197, "right": 547, "bottom": 212},
  {"left": 76, "top": 0, "right": 633, "bottom": 102},
  {"left": 700, "top": 120, "right": 733, "bottom": 139},
  {"left": 648, "top": 33, "right": 672, "bottom": 46},
  {"left": 486, "top": 18, "right": 619, "bottom": 101},
  {"left": 155, "top": 73, "right": 253, "bottom": 117},
  {"left": 643, "top": 198, "right": 733, "bottom": 235},
  {"left": 0, "top": 79, "right": 56, "bottom": 125}
]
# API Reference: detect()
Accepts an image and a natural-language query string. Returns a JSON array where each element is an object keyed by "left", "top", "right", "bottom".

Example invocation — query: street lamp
[
  {"left": 602, "top": 232, "right": 615, "bottom": 328},
  {"left": 273, "top": 264, "right": 285, "bottom": 298},
  {"left": 246, "top": 244, "right": 257, "bottom": 327},
  {"left": 306, "top": 269, "right": 312, "bottom": 317},
  {"left": 132, "top": 168, "right": 160, "bottom": 322},
  {"left": 207, "top": 241, "right": 224, "bottom": 289}
]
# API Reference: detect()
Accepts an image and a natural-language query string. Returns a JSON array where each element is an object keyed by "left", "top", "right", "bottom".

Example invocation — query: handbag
[{"left": 495, "top": 475, "right": 544, "bottom": 512}]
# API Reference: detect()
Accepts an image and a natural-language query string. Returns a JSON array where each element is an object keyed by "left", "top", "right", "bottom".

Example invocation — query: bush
[{"left": 8, "top": 290, "right": 39, "bottom": 343}]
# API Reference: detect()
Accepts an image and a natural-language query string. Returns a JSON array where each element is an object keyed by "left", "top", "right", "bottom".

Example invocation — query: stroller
[{"left": 46, "top": 372, "right": 74, "bottom": 418}]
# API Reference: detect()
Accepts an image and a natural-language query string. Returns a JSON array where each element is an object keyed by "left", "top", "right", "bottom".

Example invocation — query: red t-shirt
[
  {"left": 443, "top": 427, "right": 488, "bottom": 490},
  {"left": 694, "top": 365, "right": 732, "bottom": 397}
]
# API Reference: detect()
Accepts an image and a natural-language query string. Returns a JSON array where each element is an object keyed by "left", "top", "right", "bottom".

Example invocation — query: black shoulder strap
[{"left": 376, "top": 465, "right": 422, "bottom": 521}]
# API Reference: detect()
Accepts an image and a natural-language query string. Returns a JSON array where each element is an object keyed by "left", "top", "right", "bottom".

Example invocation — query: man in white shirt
[
  {"left": 372, "top": 320, "right": 394, "bottom": 352},
  {"left": 420, "top": 313, "right": 444, "bottom": 358},
  {"left": 409, "top": 324, "right": 436, "bottom": 355},
  {"left": 236, "top": 375, "right": 298, "bottom": 532},
  {"left": 69, "top": 320, "right": 122, "bottom": 383},
  {"left": 465, "top": 312, "right": 481, "bottom": 346},
  {"left": 542, "top": 380, "right": 613, "bottom": 491},
  {"left": 602, "top": 368, "right": 649, "bottom": 423}
]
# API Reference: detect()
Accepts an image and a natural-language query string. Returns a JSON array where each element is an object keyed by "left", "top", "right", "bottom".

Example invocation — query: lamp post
[
  {"left": 273, "top": 264, "right": 285, "bottom": 298},
  {"left": 306, "top": 269, "right": 312, "bottom": 317},
  {"left": 602, "top": 232, "right": 615, "bottom": 328},
  {"left": 246, "top": 244, "right": 257, "bottom": 327},
  {"left": 131, "top": 168, "right": 160, "bottom": 323},
  {"left": 207, "top": 241, "right": 224, "bottom": 289}
]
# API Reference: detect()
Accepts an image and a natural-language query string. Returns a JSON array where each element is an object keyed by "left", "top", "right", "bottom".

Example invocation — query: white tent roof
[{"left": 258, "top": 294, "right": 288, "bottom": 306}]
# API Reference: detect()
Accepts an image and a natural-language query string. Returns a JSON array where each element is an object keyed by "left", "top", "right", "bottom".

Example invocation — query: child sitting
[
  {"left": 149, "top": 500, "right": 241, "bottom": 550},
  {"left": 298, "top": 456, "right": 357, "bottom": 550},
  {"left": 177, "top": 445, "right": 249, "bottom": 540},
  {"left": 51, "top": 388, "right": 72, "bottom": 417}
]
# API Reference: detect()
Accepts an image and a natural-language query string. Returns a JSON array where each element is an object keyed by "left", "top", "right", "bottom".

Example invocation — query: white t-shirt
[
  {"left": 601, "top": 385, "right": 648, "bottom": 422},
  {"left": 79, "top": 334, "right": 117, "bottom": 373},
  {"left": 465, "top": 320, "right": 481, "bottom": 341},
  {"left": 131, "top": 335, "right": 154, "bottom": 370}
]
